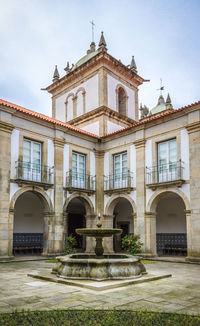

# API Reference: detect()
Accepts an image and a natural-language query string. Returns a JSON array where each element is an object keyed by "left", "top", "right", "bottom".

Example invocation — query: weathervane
[
  {"left": 90, "top": 20, "right": 95, "bottom": 42},
  {"left": 157, "top": 78, "right": 165, "bottom": 95}
]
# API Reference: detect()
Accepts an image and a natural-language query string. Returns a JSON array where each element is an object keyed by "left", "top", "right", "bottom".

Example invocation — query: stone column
[
  {"left": 133, "top": 213, "right": 137, "bottom": 234},
  {"left": 103, "top": 214, "right": 114, "bottom": 253},
  {"left": 42, "top": 212, "right": 54, "bottom": 256},
  {"left": 0, "top": 121, "right": 13, "bottom": 259},
  {"left": 85, "top": 214, "right": 96, "bottom": 253},
  {"left": 53, "top": 138, "right": 65, "bottom": 254},
  {"left": 145, "top": 212, "right": 157, "bottom": 256},
  {"left": 134, "top": 138, "right": 147, "bottom": 252},
  {"left": 186, "top": 122, "right": 200, "bottom": 262}
]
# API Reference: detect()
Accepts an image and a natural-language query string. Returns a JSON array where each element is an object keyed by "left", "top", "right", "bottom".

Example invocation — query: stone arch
[
  {"left": 10, "top": 186, "right": 53, "bottom": 213},
  {"left": 146, "top": 188, "right": 190, "bottom": 256},
  {"left": 63, "top": 192, "right": 94, "bottom": 215},
  {"left": 115, "top": 84, "right": 128, "bottom": 116},
  {"left": 75, "top": 87, "right": 86, "bottom": 116},
  {"left": 105, "top": 194, "right": 136, "bottom": 216},
  {"left": 65, "top": 93, "right": 74, "bottom": 121},
  {"left": 10, "top": 186, "right": 54, "bottom": 256},
  {"left": 147, "top": 188, "right": 190, "bottom": 214}
]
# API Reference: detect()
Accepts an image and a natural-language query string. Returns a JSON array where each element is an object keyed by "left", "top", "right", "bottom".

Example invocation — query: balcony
[
  {"left": 104, "top": 170, "right": 135, "bottom": 195},
  {"left": 13, "top": 160, "right": 54, "bottom": 189},
  {"left": 65, "top": 170, "right": 96, "bottom": 195},
  {"left": 146, "top": 160, "right": 185, "bottom": 190}
]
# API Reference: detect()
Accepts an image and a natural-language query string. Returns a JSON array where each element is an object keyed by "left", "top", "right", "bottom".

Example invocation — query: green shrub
[
  {"left": 121, "top": 234, "right": 143, "bottom": 255},
  {"left": 64, "top": 235, "right": 77, "bottom": 254},
  {"left": 0, "top": 310, "right": 199, "bottom": 326}
]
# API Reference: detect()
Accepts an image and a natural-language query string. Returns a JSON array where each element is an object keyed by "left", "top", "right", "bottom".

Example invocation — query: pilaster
[
  {"left": 145, "top": 212, "right": 157, "bottom": 256},
  {"left": 95, "top": 150, "right": 105, "bottom": 217},
  {"left": 186, "top": 123, "right": 200, "bottom": 261},
  {"left": 53, "top": 138, "right": 65, "bottom": 254},
  {"left": 98, "top": 69, "right": 108, "bottom": 107},
  {"left": 134, "top": 138, "right": 146, "bottom": 251},
  {"left": 0, "top": 122, "right": 14, "bottom": 258}
]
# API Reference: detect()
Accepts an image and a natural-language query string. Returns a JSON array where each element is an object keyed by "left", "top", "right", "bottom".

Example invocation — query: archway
[
  {"left": 64, "top": 194, "right": 94, "bottom": 252},
  {"left": 105, "top": 195, "right": 135, "bottom": 252},
  {"left": 13, "top": 191, "right": 48, "bottom": 255},
  {"left": 66, "top": 198, "right": 86, "bottom": 251},
  {"left": 150, "top": 191, "right": 188, "bottom": 256}
]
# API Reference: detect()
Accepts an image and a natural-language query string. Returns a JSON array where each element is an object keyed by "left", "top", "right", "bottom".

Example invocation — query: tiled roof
[
  {"left": 0, "top": 98, "right": 99, "bottom": 138},
  {"left": 0, "top": 98, "right": 200, "bottom": 139},
  {"left": 101, "top": 100, "right": 200, "bottom": 138}
]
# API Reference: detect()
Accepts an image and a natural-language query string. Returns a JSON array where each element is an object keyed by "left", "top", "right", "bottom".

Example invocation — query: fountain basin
[
  {"left": 52, "top": 253, "right": 146, "bottom": 281},
  {"left": 76, "top": 228, "right": 122, "bottom": 237}
]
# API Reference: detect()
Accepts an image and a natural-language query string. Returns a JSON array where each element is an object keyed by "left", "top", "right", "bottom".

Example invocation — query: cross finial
[
  {"left": 90, "top": 20, "right": 95, "bottom": 42},
  {"left": 157, "top": 78, "right": 165, "bottom": 95}
]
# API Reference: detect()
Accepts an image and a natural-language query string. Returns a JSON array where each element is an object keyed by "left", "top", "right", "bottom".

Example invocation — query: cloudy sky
[{"left": 0, "top": 0, "right": 199, "bottom": 116}]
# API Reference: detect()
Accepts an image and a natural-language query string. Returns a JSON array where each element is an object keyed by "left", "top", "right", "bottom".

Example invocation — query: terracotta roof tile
[
  {"left": 0, "top": 98, "right": 99, "bottom": 138},
  {"left": 1, "top": 98, "right": 200, "bottom": 140},
  {"left": 101, "top": 100, "right": 200, "bottom": 138}
]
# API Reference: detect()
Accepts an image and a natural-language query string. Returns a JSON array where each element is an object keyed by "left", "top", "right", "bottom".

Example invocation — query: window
[
  {"left": 157, "top": 139, "right": 177, "bottom": 182},
  {"left": 118, "top": 87, "right": 126, "bottom": 116},
  {"left": 23, "top": 139, "right": 42, "bottom": 181},
  {"left": 113, "top": 152, "right": 127, "bottom": 188},
  {"left": 72, "top": 152, "right": 86, "bottom": 188}
]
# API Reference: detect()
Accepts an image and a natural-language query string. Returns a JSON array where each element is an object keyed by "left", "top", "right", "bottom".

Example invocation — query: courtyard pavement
[{"left": 0, "top": 259, "right": 200, "bottom": 315}]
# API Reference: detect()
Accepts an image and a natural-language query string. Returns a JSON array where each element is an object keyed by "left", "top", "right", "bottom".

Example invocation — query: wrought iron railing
[
  {"left": 15, "top": 160, "right": 54, "bottom": 184},
  {"left": 104, "top": 170, "right": 134, "bottom": 191},
  {"left": 66, "top": 170, "right": 96, "bottom": 191},
  {"left": 146, "top": 160, "right": 184, "bottom": 185}
]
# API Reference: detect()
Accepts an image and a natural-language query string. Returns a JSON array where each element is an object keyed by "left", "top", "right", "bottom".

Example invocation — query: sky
[{"left": 0, "top": 0, "right": 200, "bottom": 116}]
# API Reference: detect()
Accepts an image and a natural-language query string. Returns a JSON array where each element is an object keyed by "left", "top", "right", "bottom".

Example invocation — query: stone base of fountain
[{"left": 52, "top": 253, "right": 146, "bottom": 281}]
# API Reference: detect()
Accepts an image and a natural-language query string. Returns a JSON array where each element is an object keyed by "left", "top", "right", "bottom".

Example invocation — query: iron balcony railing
[
  {"left": 104, "top": 170, "right": 134, "bottom": 191},
  {"left": 15, "top": 160, "right": 54, "bottom": 184},
  {"left": 66, "top": 170, "right": 96, "bottom": 191},
  {"left": 146, "top": 160, "right": 184, "bottom": 185}
]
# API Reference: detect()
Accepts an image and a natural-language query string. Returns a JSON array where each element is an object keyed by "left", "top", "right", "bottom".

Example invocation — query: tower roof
[
  {"left": 98, "top": 31, "right": 107, "bottom": 48},
  {"left": 130, "top": 56, "right": 137, "bottom": 73},
  {"left": 53, "top": 65, "right": 60, "bottom": 82}
]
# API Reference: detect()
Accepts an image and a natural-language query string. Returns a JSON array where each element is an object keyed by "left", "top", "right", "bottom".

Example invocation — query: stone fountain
[{"left": 52, "top": 215, "right": 146, "bottom": 281}]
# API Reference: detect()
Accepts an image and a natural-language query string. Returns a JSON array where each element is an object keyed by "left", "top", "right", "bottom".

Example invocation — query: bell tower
[{"left": 44, "top": 32, "right": 148, "bottom": 136}]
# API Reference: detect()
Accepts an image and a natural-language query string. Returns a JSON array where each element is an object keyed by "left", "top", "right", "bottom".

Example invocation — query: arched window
[{"left": 118, "top": 87, "right": 126, "bottom": 116}]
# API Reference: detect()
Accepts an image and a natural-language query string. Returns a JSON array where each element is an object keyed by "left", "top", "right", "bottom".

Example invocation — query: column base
[
  {"left": 0, "top": 255, "right": 14, "bottom": 261},
  {"left": 140, "top": 253, "right": 158, "bottom": 258},
  {"left": 185, "top": 256, "right": 200, "bottom": 263}
]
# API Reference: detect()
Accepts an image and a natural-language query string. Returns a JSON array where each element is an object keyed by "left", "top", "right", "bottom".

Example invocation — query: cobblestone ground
[{"left": 0, "top": 260, "right": 200, "bottom": 315}]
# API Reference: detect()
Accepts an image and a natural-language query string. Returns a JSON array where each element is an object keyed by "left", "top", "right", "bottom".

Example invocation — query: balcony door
[
  {"left": 72, "top": 152, "right": 86, "bottom": 189},
  {"left": 113, "top": 152, "right": 127, "bottom": 188},
  {"left": 158, "top": 139, "right": 176, "bottom": 182},
  {"left": 23, "top": 139, "right": 42, "bottom": 182}
]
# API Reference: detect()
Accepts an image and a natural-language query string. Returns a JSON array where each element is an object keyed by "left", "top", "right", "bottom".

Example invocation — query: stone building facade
[{"left": 0, "top": 33, "right": 200, "bottom": 262}]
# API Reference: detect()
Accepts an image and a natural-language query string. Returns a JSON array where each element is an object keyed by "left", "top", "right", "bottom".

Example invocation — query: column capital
[
  {"left": 134, "top": 138, "right": 146, "bottom": 148},
  {"left": 186, "top": 122, "right": 200, "bottom": 134},
  {"left": 54, "top": 138, "right": 65, "bottom": 147},
  {"left": 145, "top": 211, "right": 156, "bottom": 218},
  {"left": 0, "top": 121, "right": 14, "bottom": 133},
  {"left": 103, "top": 214, "right": 114, "bottom": 220},
  {"left": 95, "top": 150, "right": 105, "bottom": 158}
]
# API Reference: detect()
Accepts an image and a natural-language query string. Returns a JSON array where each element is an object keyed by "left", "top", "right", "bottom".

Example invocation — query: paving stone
[{"left": 0, "top": 260, "right": 200, "bottom": 314}]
